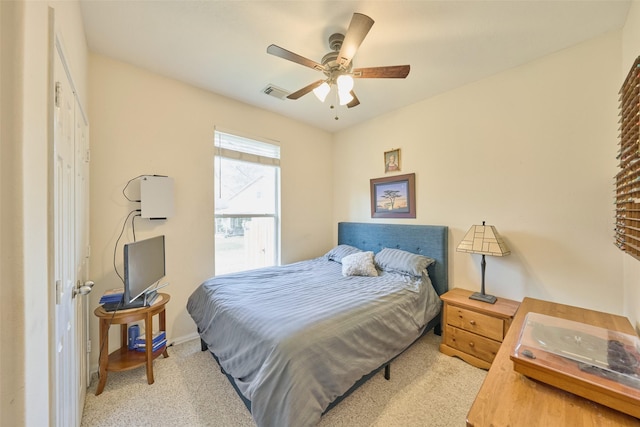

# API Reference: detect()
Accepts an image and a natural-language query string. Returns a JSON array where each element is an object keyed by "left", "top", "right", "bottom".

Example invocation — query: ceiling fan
[{"left": 267, "top": 13, "right": 410, "bottom": 110}]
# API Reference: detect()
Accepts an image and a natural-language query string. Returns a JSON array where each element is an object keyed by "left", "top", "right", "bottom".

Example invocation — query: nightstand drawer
[
  {"left": 444, "top": 325, "right": 501, "bottom": 363},
  {"left": 446, "top": 305, "right": 504, "bottom": 341}
]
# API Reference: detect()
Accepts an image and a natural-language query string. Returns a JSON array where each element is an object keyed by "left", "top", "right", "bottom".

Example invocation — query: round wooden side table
[{"left": 93, "top": 293, "right": 170, "bottom": 395}]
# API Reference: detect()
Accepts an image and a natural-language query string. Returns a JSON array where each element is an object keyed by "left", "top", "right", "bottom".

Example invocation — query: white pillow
[{"left": 341, "top": 251, "right": 378, "bottom": 277}]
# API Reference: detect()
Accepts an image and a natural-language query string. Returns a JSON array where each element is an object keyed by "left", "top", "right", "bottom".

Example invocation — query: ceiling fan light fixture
[
  {"left": 267, "top": 13, "right": 409, "bottom": 115},
  {"left": 338, "top": 90, "right": 354, "bottom": 106},
  {"left": 336, "top": 74, "right": 354, "bottom": 93},
  {"left": 313, "top": 82, "right": 331, "bottom": 102}
]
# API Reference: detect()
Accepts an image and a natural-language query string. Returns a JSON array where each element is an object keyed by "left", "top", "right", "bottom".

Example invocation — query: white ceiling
[{"left": 79, "top": 0, "right": 631, "bottom": 133}]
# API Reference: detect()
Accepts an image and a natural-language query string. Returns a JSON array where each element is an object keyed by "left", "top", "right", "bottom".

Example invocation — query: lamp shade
[
  {"left": 336, "top": 74, "right": 354, "bottom": 93},
  {"left": 456, "top": 224, "right": 510, "bottom": 256},
  {"left": 336, "top": 74, "right": 354, "bottom": 105},
  {"left": 338, "top": 90, "right": 354, "bottom": 106},
  {"left": 456, "top": 222, "right": 509, "bottom": 304},
  {"left": 313, "top": 82, "right": 331, "bottom": 102}
]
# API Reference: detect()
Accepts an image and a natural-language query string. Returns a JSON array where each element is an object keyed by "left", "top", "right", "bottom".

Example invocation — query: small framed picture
[
  {"left": 370, "top": 173, "right": 416, "bottom": 218},
  {"left": 384, "top": 149, "right": 400, "bottom": 173}
]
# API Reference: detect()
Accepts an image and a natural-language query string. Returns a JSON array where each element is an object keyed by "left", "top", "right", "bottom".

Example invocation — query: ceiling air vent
[{"left": 262, "top": 84, "right": 290, "bottom": 100}]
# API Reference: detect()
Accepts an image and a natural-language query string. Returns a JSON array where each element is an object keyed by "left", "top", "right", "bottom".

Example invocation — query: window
[{"left": 214, "top": 130, "right": 280, "bottom": 275}]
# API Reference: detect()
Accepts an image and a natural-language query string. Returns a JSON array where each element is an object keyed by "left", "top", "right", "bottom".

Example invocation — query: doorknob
[{"left": 73, "top": 280, "right": 94, "bottom": 298}]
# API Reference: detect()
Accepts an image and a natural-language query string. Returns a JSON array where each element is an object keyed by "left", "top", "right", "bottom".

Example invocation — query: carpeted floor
[{"left": 81, "top": 331, "right": 486, "bottom": 426}]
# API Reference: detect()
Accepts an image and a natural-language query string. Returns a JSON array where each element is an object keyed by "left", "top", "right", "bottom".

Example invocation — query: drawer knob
[
  {"left": 469, "top": 320, "right": 476, "bottom": 325},
  {"left": 469, "top": 342, "right": 475, "bottom": 347}
]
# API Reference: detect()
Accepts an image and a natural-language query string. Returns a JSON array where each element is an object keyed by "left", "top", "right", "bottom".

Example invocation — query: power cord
[
  {"left": 97, "top": 208, "right": 140, "bottom": 375},
  {"left": 113, "top": 209, "right": 141, "bottom": 283},
  {"left": 122, "top": 174, "right": 145, "bottom": 202},
  {"left": 98, "top": 176, "right": 156, "bottom": 378}
]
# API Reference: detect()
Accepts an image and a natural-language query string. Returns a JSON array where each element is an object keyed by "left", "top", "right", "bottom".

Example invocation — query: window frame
[{"left": 214, "top": 130, "right": 281, "bottom": 273}]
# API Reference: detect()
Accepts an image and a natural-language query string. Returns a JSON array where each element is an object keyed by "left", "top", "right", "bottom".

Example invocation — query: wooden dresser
[
  {"left": 439, "top": 288, "right": 520, "bottom": 369},
  {"left": 467, "top": 297, "right": 640, "bottom": 426}
]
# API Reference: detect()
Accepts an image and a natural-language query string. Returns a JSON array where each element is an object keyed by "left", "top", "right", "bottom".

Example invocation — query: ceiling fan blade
[
  {"left": 337, "top": 13, "right": 374, "bottom": 68},
  {"left": 353, "top": 65, "right": 410, "bottom": 79},
  {"left": 267, "top": 44, "right": 325, "bottom": 72},
  {"left": 287, "top": 80, "right": 325, "bottom": 100},
  {"left": 347, "top": 91, "right": 360, "bottom": 108}
]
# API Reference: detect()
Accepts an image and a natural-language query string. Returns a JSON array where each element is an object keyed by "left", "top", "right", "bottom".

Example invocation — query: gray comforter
[{"left": 187, "top": 257, "right": 441, "bottom": 427}]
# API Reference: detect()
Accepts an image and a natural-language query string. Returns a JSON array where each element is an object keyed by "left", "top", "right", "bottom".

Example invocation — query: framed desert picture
[
  {"left": 370, "top": 173, "right": 416, "bottom": 218},
  {"left": 384, "top": 149, "right": 400, "bottom": 173}
]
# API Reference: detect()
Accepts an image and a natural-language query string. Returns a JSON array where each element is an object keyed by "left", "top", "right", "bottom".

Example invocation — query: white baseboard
[
  {"left": 170, "top": 331, "right": 201, "bottom": 346},
  {"left": 88, "top": 331, "right": 202, "bottom": 380}
]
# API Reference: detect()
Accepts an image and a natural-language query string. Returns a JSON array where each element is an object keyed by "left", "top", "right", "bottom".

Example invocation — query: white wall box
[{"left": 140, "top": 176, "right": 174, "bottom": 220}]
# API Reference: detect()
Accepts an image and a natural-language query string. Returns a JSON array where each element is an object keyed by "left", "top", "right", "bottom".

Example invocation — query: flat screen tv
[{"left": 124, "top": 235, "right": 166, "bottom": 305}]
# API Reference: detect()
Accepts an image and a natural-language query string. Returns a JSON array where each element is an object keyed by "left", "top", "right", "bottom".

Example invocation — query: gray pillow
[
  {"left": 341, "top": 251, "right": 378, "bottom": 277},
  {"left": 374, "top": 248, "right": 435, "bottom": 277},
  {"left": 325, "top": 244, "right": 362, "bottom": 263}
]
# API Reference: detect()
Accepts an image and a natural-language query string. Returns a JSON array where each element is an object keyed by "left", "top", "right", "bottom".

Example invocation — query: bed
[{"left": 187, "top": 222, "right": 448, "bottom": 427}]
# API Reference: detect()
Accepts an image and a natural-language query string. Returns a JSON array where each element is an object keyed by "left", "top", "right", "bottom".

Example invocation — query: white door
[
  {"left": 74, "top": 95, "right": 91, "bottom": 411},
  {"left": 53, "top": 37, "right": 90, "bottom": 427}
]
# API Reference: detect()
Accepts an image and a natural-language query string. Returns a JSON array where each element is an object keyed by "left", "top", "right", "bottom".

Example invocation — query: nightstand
[
  {"left": 439, "top": 288, "right": 519, "bottom": 369},
  {"left": 93, "top": 293, "right": 170, "bottom": 395}
]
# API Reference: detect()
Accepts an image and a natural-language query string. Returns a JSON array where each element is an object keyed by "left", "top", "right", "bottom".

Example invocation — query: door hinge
[
  {"left": 87, "top": 339, "right": 92, "bottom": 353},
  {"left": 55, "top": 279, "right": 62, "bottom": 305},
  {"left": 54, "top": 82, "right": 61, "bottom": 108},
  {"left": 85, "top": 148, "right": 91, "bottom": 163}
]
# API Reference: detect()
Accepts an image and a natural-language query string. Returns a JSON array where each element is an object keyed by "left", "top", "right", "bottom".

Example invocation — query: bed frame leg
[
  {"left": 434, "top": 322, "right": 442, "bottom": 336},
  {"left": 197, "top": 328, "right": 208, "bottom": 351},
  {"left": 384, "top": 364, "right": 390, "bottom": 380}
]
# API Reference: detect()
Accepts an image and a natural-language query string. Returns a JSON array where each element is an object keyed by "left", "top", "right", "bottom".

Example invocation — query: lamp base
[{"left": 469, "top": 292, "right": 497, "bottom": 304}]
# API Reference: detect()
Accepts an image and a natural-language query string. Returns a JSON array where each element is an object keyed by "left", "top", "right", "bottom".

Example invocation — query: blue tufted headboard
[{"left": 338, "top": 222, "right": 449, "bottom": 296}]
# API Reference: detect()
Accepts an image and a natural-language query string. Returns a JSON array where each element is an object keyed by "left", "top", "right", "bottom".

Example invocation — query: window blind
[
  {"left": 615, "top": 55, "right": 640, "bottom": 260},
  {"left": 214, "top": 131, "right": 280, "bottom": 166}
]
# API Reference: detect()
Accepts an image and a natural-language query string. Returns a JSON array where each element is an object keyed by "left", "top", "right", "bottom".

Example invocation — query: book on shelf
[
  {"left": 135, "top": 338, "right": 167, "bottom": 353},
  {"left": 134, "top": 330, "right": 166, "bottom": 347},
  {"left": 99, "top": 287, "right": 124, "bottom": 304}
]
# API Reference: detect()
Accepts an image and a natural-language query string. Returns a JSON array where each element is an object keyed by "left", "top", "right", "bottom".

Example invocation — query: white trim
[
  {"left": 213, "top": 125, "right": 280, "bottom": 147},
  {"left": 171, "top": 332, "right": 201, "bottom": 346},
  {"left": 55, "top": 32, "right": 88, "bottom": 126}
]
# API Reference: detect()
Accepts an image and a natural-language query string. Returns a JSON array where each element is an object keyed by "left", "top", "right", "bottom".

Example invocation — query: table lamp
[{"left": 456, "top": 221, "right": 510, "bottom": 304}]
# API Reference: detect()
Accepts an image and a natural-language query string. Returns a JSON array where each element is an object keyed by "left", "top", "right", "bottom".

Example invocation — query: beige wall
[
  {"left": 333, "top": 32, "right": 624, "bottom": 316},
  {"left": 87, "top": 54, "right": 333, "bottom": 367},
  {"left": 21, "top": 3, "right": 50, "bottom": 423},
  {"left": 1, "top": 1, "right": 25, "bottom": 424},
  {"left": 622, "top": 0, "right": 640, "bottom": 331}
]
